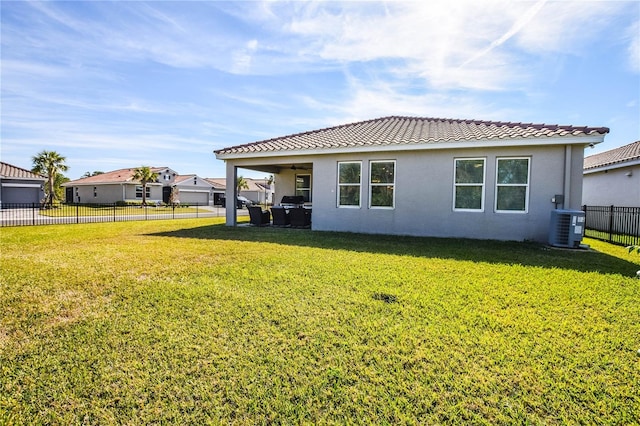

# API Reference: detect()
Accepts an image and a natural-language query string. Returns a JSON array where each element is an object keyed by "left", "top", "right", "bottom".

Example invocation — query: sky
[{"left": 1, "top": 0, "right": 639, "bottom": 180}]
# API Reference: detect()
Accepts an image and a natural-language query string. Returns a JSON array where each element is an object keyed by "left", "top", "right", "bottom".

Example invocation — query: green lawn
[{"left": 1, "top": 219, "right": 639, "bottom": 424}]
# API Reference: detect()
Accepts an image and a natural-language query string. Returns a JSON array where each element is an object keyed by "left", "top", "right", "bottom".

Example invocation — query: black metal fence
[
  {"left": 0, "top": 202, "right": 231, "bottom": 227},
  {"left": 582, "top": 205, "right": 640, "bottom": 246}
]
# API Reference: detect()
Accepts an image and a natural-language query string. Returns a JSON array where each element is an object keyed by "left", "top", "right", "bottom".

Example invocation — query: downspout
[{"left": 563, "top": 145, "right": 572, "bottom": 209}]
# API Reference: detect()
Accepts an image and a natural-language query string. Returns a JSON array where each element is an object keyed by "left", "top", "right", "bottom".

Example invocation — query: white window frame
[
  {"left": 369, "top": 160, "right": 396, "bottom": 209},
  {"left": 337, "top": 161, "right": 362, "bottom": 208},
  {"left": 495, "top": 157, "right": 530, "bottom": 214},
  {"left": 453, "top": 158, "right": 486, "bottom": 212}
]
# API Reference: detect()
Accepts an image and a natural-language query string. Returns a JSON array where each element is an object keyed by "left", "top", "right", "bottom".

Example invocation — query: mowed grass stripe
[{"left": 1, "top": 219, "right": 638, "bottom": 424}]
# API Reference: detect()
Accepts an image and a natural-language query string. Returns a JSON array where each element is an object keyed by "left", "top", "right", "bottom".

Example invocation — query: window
[
  {"left": 135, "top": 186, "right": 151, "bottom": 199},
  {"left": 496, "top": 158, "right": 530, "bottom": 212},
  {"left": 454, "top": 158, "right": 485, "bottom": 211},
  {"left": 369, "top": 160, "right": 395, "bottom": 208},
  {"left": 295, "top": 174, "right": 311, "bottom": 202},
  {"left": 337, "top": 161, "right": 361, "bottom": 207},
  {"left": 93, "top": 187, "right": 97, "bottom": 198}
]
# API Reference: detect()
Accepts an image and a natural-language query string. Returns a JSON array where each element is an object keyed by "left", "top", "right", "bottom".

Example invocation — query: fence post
[
  {"left": 32, "top": 203, "right": 36, "bottom": 226},
  {"left": 113, "top": 203, "right": 116, "bottom": 222},
  {"left": 608, "top": 205, "right": 614, "bottom": 243}
]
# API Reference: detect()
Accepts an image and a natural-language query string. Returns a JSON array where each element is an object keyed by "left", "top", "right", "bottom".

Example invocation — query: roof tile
[
  {"left": 584, "top": 140, "right": 640, "bottom": 170},
  {"left": 215, "top": 116, "right": 609, "bottom": 156}
]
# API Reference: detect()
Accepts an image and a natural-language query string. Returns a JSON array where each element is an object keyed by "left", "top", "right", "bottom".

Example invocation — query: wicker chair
[
  {"left": 271, "top": 206, "right": 290, "bottom": 226},
  {"left": 248, "top": 206, "right": 271, "bottom": 226},
  {"left": 289, "top": 208, "right": 311, "bottom": 228}
]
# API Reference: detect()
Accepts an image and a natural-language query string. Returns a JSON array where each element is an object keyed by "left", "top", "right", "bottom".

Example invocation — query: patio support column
[{"left": 225, "top": 162, "right": 237, "bottom": 226}]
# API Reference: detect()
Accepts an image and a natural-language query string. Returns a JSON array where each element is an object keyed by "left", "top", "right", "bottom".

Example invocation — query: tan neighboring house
[
  {"left": 215, "top": 115, "right": 609, "bottom": 242},
  {"left": 583, "top": 140, "right": 640, "bottom": 207},
  {"left": 204, "top": 178, "right": 226, "bottom": 206},
  {"left": 63, "top": 167, "right": 179, "bottom": 204},
  {"left": 0, "top": 162, "right": 46, "bottom": 206}
]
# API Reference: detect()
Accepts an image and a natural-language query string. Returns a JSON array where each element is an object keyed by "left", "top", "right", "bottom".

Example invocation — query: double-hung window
[
  {"left": 337, "top": 161, "right": 361, "bottom": 207},
  {"left": 454, "top": 158, "right": 485, "bottom": 211},
  {"left": 496, "top": 157, "right": 530, "bottom": 213},
  {"left": 369, "top": 160, "right": 395, "bottom": 208}
]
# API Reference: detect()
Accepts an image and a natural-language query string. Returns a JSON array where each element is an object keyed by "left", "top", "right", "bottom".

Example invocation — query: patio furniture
[
  {"left": 248, "top": 206, "right": 271, "bottom": 226},
  {"left": 289, "top": 207, "right": 311, "bottom": 228},
  {"left": 271, "top": 206, "right": 290, "bottom": 226},
  {"left": 280, "top": 195, "right": 305, "bottom": 209}
]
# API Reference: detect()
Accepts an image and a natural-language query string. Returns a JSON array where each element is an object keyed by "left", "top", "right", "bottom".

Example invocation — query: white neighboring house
[
  {"left": 172, "top": 175, "right": 215, "bottom": 205},
  {"left": 583, "top": 141, "right": 640, "bottom": 207},
  {"left": 215, "top": 116, "right": 609, "bottom": 242},
  {"left": 0, "top": 162, "right": 46, "bottom": 206}
]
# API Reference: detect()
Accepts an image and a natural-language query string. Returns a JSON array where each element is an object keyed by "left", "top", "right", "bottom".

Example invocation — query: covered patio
[{"left": 221, "top": 159, "right": 313, "bottom": 228}]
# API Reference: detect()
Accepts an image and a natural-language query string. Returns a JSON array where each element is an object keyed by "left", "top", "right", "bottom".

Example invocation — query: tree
[
  {"left": 81, "top": 171, "right": 104, "bottom": 178},
  {"left": 236, "top": 175, "right": 249, "bottom": 194},
  {"left": 31, "top": 150, "right": 68, "bottom": 207},
  {"left": 132, "top": 166, "right": 157, "bottom": 206}
]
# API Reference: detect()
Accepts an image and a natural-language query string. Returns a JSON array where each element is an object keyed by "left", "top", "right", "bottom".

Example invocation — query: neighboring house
[
  {"left": 205, "top": 177, "right": 274, "bottom": 205},
  {"left": 583, "top": 140, "right": 640, "bottom": 207},
  {"left": 215, "top": 116, "right": 609, "bottom": 242},
  {"left": 242, "top": 178, "right": 273, "bottom": 205},
  {"left": 0, "top": 162, "right": 46, "bottom": 206},
  {"left": 204, "top": 178, "right": 227, "bottom": 206},
  {"left": 172, "top": 175, "right": 215, "bottom": 205},
  {"left": 63, "top": 167, "right": 179, "bottom": 204}
]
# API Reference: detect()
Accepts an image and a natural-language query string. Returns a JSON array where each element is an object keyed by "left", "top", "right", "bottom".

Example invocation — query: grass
[{"left": 1, "top": 219, "right": 639, "bottom": 424}]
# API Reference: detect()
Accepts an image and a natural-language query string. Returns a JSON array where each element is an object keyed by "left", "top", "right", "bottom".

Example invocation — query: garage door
[
  {"left": 2, "top": 186, "right": 41, "bottom": 205},
  {"left": 178, "top": 191, "right": 209, "bottom": 205}
]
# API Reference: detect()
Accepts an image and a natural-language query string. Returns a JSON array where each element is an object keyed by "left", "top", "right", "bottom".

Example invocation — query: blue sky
[{"left": 1, "top": 0, "right": 638, "bottom": 180}]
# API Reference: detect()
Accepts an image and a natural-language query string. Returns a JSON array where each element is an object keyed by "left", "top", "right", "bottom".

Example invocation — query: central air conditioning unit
[{"left": 548, "top": 209, "right": 586, "bottom": 248}]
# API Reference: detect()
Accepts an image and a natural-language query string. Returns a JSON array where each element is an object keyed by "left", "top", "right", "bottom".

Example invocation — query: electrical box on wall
[{"left": 548, "top": 209, "right": 585, "bottom": 248}]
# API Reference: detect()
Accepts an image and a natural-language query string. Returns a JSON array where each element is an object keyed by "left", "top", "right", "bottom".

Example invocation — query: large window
[
  {"left": 454, "top": 158, "right": 485, "bottom": 211},
  {"left": 496, "top": 157, "right": 530, "bottom": 212},
  {"left": 295, "top": 174, "right": 311, "bottom": 202},
  {"left": 369, "top": 160, "right": 395, "bottom": 208},
  {"left": 337, "top": 161, "right": 361, "bottom": 207},
  {"left": 135, "top": 186, "right": 151, "bottom": 199}
]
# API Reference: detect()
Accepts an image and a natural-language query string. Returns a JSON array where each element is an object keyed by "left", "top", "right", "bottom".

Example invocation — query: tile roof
[
  {"left": 0, "top": 162, "right": 45, "bottom": 180},
  {"left": 66, "top": 167, "right": 170, "bottom": 185},
  {"left": 214, "top": 116, "right": 610, "bottom": 156},
  {"left": 204, "top": 178, "right": 226, "bottom": 189},
  {"left": 584, "top": 140, "right": 640, "bottom": 170}
]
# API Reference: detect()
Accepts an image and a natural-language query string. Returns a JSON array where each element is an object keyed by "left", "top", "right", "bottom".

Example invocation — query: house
[
  {"left": 0, "top": 162, "right": 46, "bottom": 206},
  {"left": 583, "top": 140, "right": 640, "bottom": 207},
  {"left": 240, "top": 178, "right": 274, "bottom": 205},
  {"left": 172, "top": 175, "right": 215, "bottom": 205},
  {"left": 214, "top": 116, "right": 609, "bottom": 242},
  {"left": 205, "top": 177, "right": 274, "bottom": 205},
  {"left": 63, "top": 167, "right": 180, "bottom": 204}
]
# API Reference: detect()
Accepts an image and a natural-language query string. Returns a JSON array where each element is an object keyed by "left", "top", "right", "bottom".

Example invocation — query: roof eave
[
  {"left": 215, "top": 134, "right": 607, "bottom": 161},
  {"left": 584, "top": 158, "right": 640, "bottom": 174}
]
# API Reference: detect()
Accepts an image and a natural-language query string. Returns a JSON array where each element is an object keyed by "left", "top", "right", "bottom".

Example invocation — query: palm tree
[
  {"left": 31, "top": 150, "right": 68, "bottom": 208},
  {"left": 236, "top": 175, "right": 249, "bottom": 194},
  {"left": 132, "top": 166, "right": 158, "bottom": 206}
]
